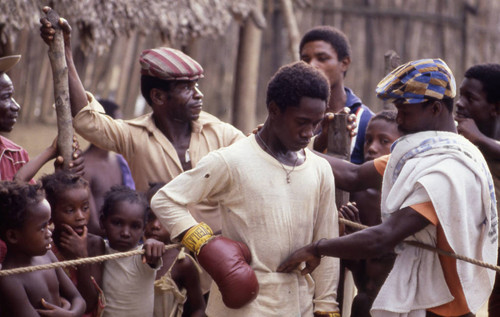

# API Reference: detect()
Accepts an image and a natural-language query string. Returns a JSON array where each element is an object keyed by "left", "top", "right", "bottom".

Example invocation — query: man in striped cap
[
  {"left": 41, "top": 17, "right": 245, "bottom": 295},
  {"left": 279, "top": 58, "right": 498, "bottom": 317}
]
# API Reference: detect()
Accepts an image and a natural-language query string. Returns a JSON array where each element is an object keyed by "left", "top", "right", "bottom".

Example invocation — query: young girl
[
  {"left": 100, "top": 185, "right": 164, "bottom": 317},
  {"left": 145, "top": 182, "right": 206, "bottom": 317},
  {"left": 41, "top": 171, "right": 105, "bottom": 316},
  {"left": 0, "top": 180, "right": 86, "bottom": 316}
]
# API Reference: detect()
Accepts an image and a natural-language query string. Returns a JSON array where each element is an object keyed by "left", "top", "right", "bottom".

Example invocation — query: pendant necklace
[{"left": 256, "top": 132, "right": 299, "bottom": 184}]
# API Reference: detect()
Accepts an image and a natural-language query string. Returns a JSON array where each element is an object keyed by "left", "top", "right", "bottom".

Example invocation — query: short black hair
[
  {"left": 98, "top": 99, "right": 120, "bottom": 118},
  {"left": 464, "top": 64, "right": 500, "bottom": 104},
  {"left": 266, "top": 61, "right": 330, "bottom": 112},
  {"left": 101, "top": 185, "right": 149, "bottom": 223},
  {"left": 140, "top": 75, "right": 175, "bottom": 106},
  {"left": 0, "top": 181, "right": 45, "bottom": 239},
  {"left": 299, "top": 25, "right": 352, "bottom": 62},
  {"left": 41, "top": 171, "right": 89, "bottom": 215},
  {"left": 371, "top": 110, "right": 397, "bottom": 123},
  {"left": 146, "top": 181, "right": 166, "bottom": 203},
  {"left": 369, "top": 110, "right": 402, "bottom": 134}
]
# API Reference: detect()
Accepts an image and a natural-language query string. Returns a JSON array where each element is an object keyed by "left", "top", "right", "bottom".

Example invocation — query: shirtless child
[{"left": 0, "top": 180, "right": 86, "bottom": 316}]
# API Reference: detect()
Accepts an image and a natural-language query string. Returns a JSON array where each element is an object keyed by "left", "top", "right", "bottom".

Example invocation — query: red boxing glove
[
  {"left": 197, "top": 236, "right": 259, "bottom": 308},
  {"left": 182, "top": 223, "right": 259, "bottom": 308}
]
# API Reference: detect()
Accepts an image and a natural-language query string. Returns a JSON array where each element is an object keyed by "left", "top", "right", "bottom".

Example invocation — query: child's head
[
  {"left": 364, "top": 110, "right": 402, "bottom": 162},
  {"left": 41, "top": 171, "right": 90, "bottom": 236},
  {"left": 101, "top": 185, "right": 149, "bottom": 251},
  {"left": 0, "top": 181, "right": 52, "bottom": 256},
  {"left": 98, "top": 98, "right": 122, "bottom": 120},
  {"left": 144, "top": 182, "right": 171, "bottom": 243}
]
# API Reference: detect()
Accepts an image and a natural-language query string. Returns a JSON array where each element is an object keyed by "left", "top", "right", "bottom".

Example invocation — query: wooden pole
[
  {"left": 326, "top": 112, "right": 352, "bottom": 316},
  {"left": 383, "top": 50, "right": 400, "bottom": 110},
  {"left": 232, "top": 0, "right": 263, "bottom": 134},
  {"left": 280, "top": 0, "right": 301, "bottom": 62},
  {"left": 327, "top": 113, "right": 351, "bottom": 209},
  {"left": 44, "top": 7, "right": 73, "bottom": 169}
]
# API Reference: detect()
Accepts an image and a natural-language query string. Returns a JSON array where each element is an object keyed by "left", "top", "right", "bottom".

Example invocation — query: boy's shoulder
[{"left": 0, "top": 252, "right": 58, "bottom": 295}]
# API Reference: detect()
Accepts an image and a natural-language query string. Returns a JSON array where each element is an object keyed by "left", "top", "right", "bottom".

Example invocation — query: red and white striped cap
[{"left": 139, "top": 48, "right": 204, "bottom": 81}]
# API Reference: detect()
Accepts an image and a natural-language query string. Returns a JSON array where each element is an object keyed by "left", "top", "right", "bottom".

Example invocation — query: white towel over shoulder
[{"left": 371, "top": 131, "right": 498, "bottom": 317}]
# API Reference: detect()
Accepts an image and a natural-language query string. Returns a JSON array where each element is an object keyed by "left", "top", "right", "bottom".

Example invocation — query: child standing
[
  {"left": 0, "top": 180, "right": 86, "bottom": 316},
  {"left": 41, "top": 171, "right": 105, "bottom": 316},
  {"left": 100, "top": 185, "right": 164, "bottom": 317},
  {"left": 145, "top": 182, "right": 206, "bottom": 317},
  {"left": 340, "top": 110, "right": 402, "bottom": 317}
]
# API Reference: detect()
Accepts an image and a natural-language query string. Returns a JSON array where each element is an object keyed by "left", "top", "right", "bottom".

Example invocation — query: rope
[
  {"left": 2, "top": 219, "right": 499, "bottom": 276},
  {"left": 0, "top": 243, "right": 181, "bottom": 277},
  {"left": 339, "top": 218, "right": 500, "bottom": 273}
]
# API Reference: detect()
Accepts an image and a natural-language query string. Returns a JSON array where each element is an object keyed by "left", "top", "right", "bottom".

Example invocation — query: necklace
[{"left": 256, "top": 132, "right": 299, "bottom": 184}]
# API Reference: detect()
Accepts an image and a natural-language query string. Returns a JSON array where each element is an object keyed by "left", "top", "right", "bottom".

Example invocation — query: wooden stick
[
  {"left": 327, "top": 113, "right": 352, "bottom": 210},
  {"left": 280, "top": 0, "right": 301, "bottom": 62},
  {"left": 44, "top": 7, "right": 73, "bottom": 169},
  {"left": 383, "top": 50, "right": 400, "bottom": 110}
]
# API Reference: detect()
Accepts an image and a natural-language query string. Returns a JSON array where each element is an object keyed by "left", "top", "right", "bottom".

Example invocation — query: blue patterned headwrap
[{"left": 376, "top": 58, "right": 456, "bottom": 104}]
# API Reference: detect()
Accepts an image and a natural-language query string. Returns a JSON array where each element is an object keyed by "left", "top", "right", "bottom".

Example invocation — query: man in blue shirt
[{"left": 300, "top": 26, "right": 374, "bottom": 164}]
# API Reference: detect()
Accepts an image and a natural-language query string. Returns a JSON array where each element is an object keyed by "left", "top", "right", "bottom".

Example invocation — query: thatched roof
[{"left": 1, "top": 0, "right": 262, "bottom": 53}]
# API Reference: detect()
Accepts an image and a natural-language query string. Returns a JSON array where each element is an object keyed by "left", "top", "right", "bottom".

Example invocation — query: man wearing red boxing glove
[{"left": 152, "top": 61, "right": 340, "bottom": 316}]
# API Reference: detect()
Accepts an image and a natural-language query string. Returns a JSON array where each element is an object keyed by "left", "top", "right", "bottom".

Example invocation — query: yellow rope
[
  {"left": 339, "top": 218, "right": 500, "bottom": 273},
  {"left": 0, "top": 243, "right": 181, "bottom": 277}
]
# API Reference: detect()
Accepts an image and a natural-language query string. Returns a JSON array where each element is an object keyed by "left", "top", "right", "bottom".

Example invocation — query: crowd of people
[{"left": 0, "top": 8, "right": 498, "bottom": 317}]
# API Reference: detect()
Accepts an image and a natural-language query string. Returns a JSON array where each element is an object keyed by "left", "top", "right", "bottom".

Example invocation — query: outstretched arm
[
  {"left": 278, "top": 206, "right": 430, "bottom": 275},
  {"left": 40, "top": 8, "right": 88, "bottom": 117},
  {"left": 14, "top": 136, "right": 85, "bottom": 182},
  {"left": 14, "top": 141, "right": 57, "bottom": 182},
  {"left": 315, "top": 151, "right": 382, "bottom": 191}
]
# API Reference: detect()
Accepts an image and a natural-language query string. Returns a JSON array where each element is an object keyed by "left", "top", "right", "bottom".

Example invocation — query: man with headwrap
[{"left": 279, "top": 59, "right": 498, "bottom": 317}]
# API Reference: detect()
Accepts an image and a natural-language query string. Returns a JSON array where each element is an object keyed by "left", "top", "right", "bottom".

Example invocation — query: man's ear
[
  {"left": 268, "top": 101, "right": 281, "bottom": 118},
  {"left": 340, "top": 56, "right": 351, "bottom": 72},
  {"left": 150, "top": 88, "right": 166, "bottom": 105},
  {"left": 432, "top": 100, "right": 443, "bottom": 115},
  {"left": 5, "top": 229, "right": 19, "bottom": 245}
]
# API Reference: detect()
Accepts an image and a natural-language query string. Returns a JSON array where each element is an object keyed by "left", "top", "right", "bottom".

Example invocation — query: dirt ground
[{"left": 3, "top": 122, "right": 492, "bottom": 317}]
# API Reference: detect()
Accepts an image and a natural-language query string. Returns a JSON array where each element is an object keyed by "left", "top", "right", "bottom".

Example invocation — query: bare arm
[
  {"left": 40, "top": 9, "right": 88, "bottom": 117},
  {"left": 314, "top": 150, "right": 382, "bottom": 191},
  {"left": 456, "top": 117, "right": 500, "bottom": 160},
  {"left": 278, "top": 207, "right": 430, "bottom": 274},
  {"left": 0, "top": 277, "right": 40, "bottom": 316},
  {"left": 14, "top": 142, "right": 57, "bottom": 182},
  {"left": 50, "top": 252, "right": 87, "bottom": 316},
  {"left": 14, "top": 136, "right": 85, "bottom": 182},
  {"left": 176, "top": 257, "right": 206, "bottom": 317},
  {"left": 318, "top": 207, "right": 430, "bottom": 259}
]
